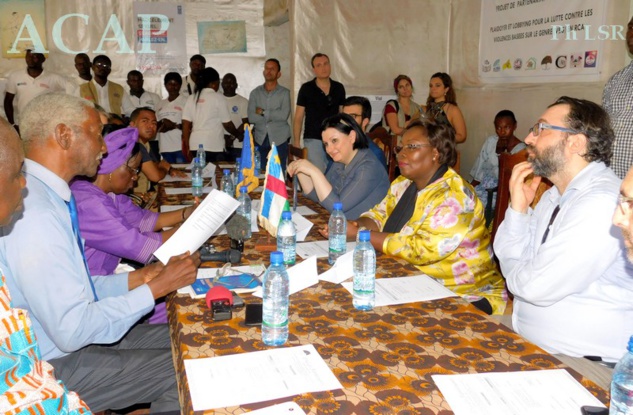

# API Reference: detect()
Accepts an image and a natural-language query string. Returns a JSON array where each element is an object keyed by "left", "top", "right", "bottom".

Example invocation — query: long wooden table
[{"left": 159, "top": 174, "right": 609, "bottom": 414}]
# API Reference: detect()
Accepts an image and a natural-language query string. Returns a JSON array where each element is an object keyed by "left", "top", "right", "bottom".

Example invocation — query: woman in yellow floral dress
[{"left": 347, "top": 120, "right": 507, "bottom": 315}]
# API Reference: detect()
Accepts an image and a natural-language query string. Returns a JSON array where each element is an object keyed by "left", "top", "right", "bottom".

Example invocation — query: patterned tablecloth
[{"left": 159, "top": 177, "right": 609, "bottom": 414}]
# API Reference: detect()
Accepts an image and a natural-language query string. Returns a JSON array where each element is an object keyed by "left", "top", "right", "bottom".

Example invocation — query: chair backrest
[
  {"left": 490, "top": 149, "right": 552, "bottom": 243},
  {"left": 288, "top": 145, "right": 308, "bottom": 162},
  {"left": 368, "top": 127, "right": 398, "bottom": 182}
]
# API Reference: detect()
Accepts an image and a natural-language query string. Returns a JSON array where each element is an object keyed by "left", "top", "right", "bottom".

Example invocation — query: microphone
[{"left": 200, "top": 249, "right": 241, "bottom": 264}]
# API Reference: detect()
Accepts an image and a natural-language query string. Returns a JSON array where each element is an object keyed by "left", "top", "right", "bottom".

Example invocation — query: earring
[{"left": 108, "top": 173, "right": 112, "bottom": 182}]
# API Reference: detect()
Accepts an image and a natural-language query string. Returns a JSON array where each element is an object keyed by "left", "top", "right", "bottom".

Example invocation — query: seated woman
[
  {"left": 470, "top": 110, "right": 525, "bottom": 211},
  {"left": 347, "top": 120, "right": 507, "bottom": 315},
  {"left": 288, "top": 113, "right": 389, "bottom": 220},
  {"left": 382, "top": 74, "right": 422, "bottom": 144},
  {"left": 425, "top": 72, "right": 467, "bottom": 143},
  {"left": 71, "top": 126, "right": 195, "bottom": 323}
]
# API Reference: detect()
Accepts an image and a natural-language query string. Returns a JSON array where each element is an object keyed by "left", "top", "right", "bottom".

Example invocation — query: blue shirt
[
  {"left": 0, "top": 160, "right": 154, "bottom": 360},
  {"left": 247, "top": 83, "right": 291, "bottom": 146}
]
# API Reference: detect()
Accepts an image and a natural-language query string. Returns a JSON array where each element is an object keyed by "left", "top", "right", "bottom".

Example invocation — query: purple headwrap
[{"left": 98, "top": 127, "right": 139, "bottom": 175}]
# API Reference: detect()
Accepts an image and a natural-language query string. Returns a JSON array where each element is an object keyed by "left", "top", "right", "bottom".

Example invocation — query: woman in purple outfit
[{"left": 71, "top": 126, "right": 195, "bottom": 323}]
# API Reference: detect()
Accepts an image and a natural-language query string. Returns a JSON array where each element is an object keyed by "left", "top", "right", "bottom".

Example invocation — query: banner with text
[
  {"left": 133, "top": 2, "right": 187, "bottom": 76},
  {"left": 479, "top": 0, "right": 610, "bottom": 83}
]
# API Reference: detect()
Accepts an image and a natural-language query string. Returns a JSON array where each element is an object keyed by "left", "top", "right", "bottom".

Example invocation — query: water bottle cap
[
  {"left": 236, "top": 157, "right": 242, "bottom": 162},
  {"left": 198, "top": 144, "right": 203, "bottom": 148},
  {"left": 282, "top": 211, "right": 292, "bottom": 220},
  {"left": 240, "top": 186, "right": 248, "bottom": 193},
  {"left": 333, "top": 202, "right": 343, "bottom": 210},
  {"left": 358, "top": 229, "right": 370, "bottom": 242},
  {"left": 223, "top": 169, "right": 230, "bottom": 174},
  {"left": 270, "top": 251, "right": 283, "bottom": 264},
  {"left": 628, "top": 335, "right": 633, "bottom": 352},
  {"left": 194, "top": 157, "right": 199, "bottom": 163}
]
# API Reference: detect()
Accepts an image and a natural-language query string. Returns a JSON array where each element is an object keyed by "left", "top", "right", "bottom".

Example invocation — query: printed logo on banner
[{"left": 584, "top": 51, "right": 597, "bottom": 68}]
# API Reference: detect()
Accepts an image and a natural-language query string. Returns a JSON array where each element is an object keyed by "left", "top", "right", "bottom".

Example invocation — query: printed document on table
[
  {"left": 247, "top": 402, "right": 306, "bottom": 414},
  {"left": 184, "top": 344, "right": 342, "bottom": 411},
  {"left": 341, "top": 275, "right": 457, "bottom": 307},
  {"left": 432, "top": 369, "right": 605, "bottom": 415},
  {"left": 154, "top": 189, "right": 239, "bottom": 263},
  {"left": 296, "top": 241, "right": 356, "bottom": 259},
  {"left": 160, "top": 172, "right": 192, "bottom": 182},
  {"left": 164, "top": 185, "right": 216, "bottom": 195},
  {"left": 319, "top": 251, "right": 354, "bottom": 284},
  {"left": 252, "top": 255, "right": 319, "bottom": 298}
]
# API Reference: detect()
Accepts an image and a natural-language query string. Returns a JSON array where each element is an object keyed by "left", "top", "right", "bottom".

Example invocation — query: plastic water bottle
[
  {"left": 610, "top": 335, "right": 633, "bottom": 414},
  {"left": 191, "top": 157, "right": 203, "bottom": 197},
  {"left": 254, "top": 147, "right": 261, "bottom": 175},
  {"left": 353, "top": 230, "right": 376, "bottom": 310},
  {"left": 328, "top": 202, "right": 347, "bottom": 265},
  {"left": 220, "top": 169, "right": 234, "bottom": 196},
  {"left": 277, "top": 211, "right": 296, "bottom": 265},
  {"left": 235, "top": 157, "right": 242, "bottom": 178},
  {"left": 237, "top": 186, "right": 252, "bottom": 239},
  {"left": 262, "top": 251, "right": 289, "bottom": 346},
  {"left": 196, "top": 144, "right": 206, "bottom": 167}
]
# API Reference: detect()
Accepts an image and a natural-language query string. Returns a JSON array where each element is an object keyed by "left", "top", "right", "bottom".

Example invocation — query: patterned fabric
[
  {"left": 603, "top": 60, "right": 633, "bottom": 179},
  {"left": 361, "top": 169, "right": 507, "bottom": 314},
  {"left": 0, "top": 273, "right": 91, "bottom": 415}
]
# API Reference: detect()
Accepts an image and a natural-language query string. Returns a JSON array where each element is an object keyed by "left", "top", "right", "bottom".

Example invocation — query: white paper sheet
[
  {"left": 293, "top": 205, "right": 317, "bottom": 216},
  {"left": 247, "top": 402, "right": 306, "bottom": 414},
  {"left": 432, "top": 369, "right": 606, "bottom": 415},
  {"left": 319, "top": 251, "right": 354, "bottom": 284},
  {"left": 160, "top": 172, "right": 192, "bottom": 182},
  {"left": 153, "top": 189, "right": 239, "bottom": 263},
  {"left": 252, "top": 255, "right": 319, "bottom": 298},
  {"left": 296, "top": 241, "right": 356, "bottom": 259},
  {"left": 184, "top": 344, "right": 342, "bottom": 410},
  {"left": 178, "top": 263, "right": 267, "bottom": 298},
  {"left": 160, "top": 204, "right": 188, "bottom": 213},
  {"left": 201, "top": 163, "right": 216, "bottom": 178},
  {"left": 291, "top": 212, "right": 313, "bottom": 242},
  {"left": 341, "top": 275, "right": 457, "bottom": 307},
  {"left": 171, "top": 162, "right": 193, "bottom": 170},
  {"left": 164, "top": 186, "right": 215, "bottom": 195}
]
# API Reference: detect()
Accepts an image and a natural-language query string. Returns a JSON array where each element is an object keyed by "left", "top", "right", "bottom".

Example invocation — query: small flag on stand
[
  {"left": 235, "top": 124, "right": 259, "bottom": 195},
  {"left": 258, "top": 144, "right": 290, "bottom": 237}
]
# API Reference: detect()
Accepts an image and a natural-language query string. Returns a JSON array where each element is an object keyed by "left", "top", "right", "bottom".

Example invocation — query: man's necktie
[
  {"left": 67, "top": 195, "right": 98, "bottom": 301},
  {"left": 540, "top": 205, "right": 561, "bottom": 245}
]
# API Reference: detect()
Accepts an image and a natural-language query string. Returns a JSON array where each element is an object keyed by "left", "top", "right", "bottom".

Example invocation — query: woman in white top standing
[{"left": 181, "top": 67, "right": 241, "bottom": 162}]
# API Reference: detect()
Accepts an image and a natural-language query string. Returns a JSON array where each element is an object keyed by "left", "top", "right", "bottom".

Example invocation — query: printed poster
[
  {"left": 197, "top": 21, "right": 247, "bottom": 54},
  {"left": 479, "top": 0, "right": 609, "bottom": 83},
  {"left": 133, "top": 2, "right": 187, "bottom": 75}
]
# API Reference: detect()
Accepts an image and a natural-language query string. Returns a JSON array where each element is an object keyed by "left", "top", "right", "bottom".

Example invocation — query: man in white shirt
[
  {"left": 3, "top": 49, "right": 68, "bottom": 131},
  {"left": 221, "top": 73, "right": 248, "bottom": 160},
  {"left": 180, "top": 54, "right": 206, "bottom": 97},
  {"left": 494, "top": 96, "right": 633, "bottom": 364},
  {"left": 122, "top": 70, "right": 162, "bottom": 158},
  {"left": 65, "top": 53, "right": 92, "bottom": 95},
  {"left": 157, "top": 72, "right": 187, "bottom": 163}
]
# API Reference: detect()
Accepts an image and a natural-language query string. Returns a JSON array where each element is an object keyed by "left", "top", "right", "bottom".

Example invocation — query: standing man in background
[
  {"left": 248, "top": 58, "right": 291, "bottom": 171},
  {"left": 603, "top": 15, "right": 633, "bottom": 179},
  {"left": 66, "top": 53, "right": 93, "bottom": 95},
  {"left": 79, "top": 55, "right": 125, "bottom": 117},
  {"left": 293, "top": 53, "right": 345, "bottom": 172},
  {"left": 222, "top": 73, "right": 248, "bottom": 161},
  {"left": 123, "top": 70, "right": 162, "bottom": 158},
  {"left": 180, "top": 54, "right": 206, "bottom": 97},
  {"left": 4, "top": 49, "right": 68, "bottom": 132}
]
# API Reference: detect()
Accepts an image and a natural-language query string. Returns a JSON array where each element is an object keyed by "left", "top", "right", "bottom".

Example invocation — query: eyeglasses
[
  {"left": 618, "top": 194, "right": 633, "bottom": 216},
  {"left": 528, "top": 122, "right": 578, "bottom": 137},
  {"left": 94, "top": 62, "right": 111, "bottom": 69},
  {"left": 395, "top": 143, "right": 433, "bottom": 154},
  {"left": 125, "top": 165, "right": 141, "bottom": 176}
]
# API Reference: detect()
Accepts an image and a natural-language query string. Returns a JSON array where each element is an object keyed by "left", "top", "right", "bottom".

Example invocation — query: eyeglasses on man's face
[
  {"left": 528, "top": 122, "right": 578, "bottom": 137},
  {"left": 395, "top": 143, "right": 433, "bottom": 154},
  {"left": 618, "top": 194, "right": 633, "bottom": 216}
]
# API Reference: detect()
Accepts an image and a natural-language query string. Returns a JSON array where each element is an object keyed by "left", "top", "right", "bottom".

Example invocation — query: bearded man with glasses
[{"left": 494, "top": 96, "right": 633, "bottom": 386}]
